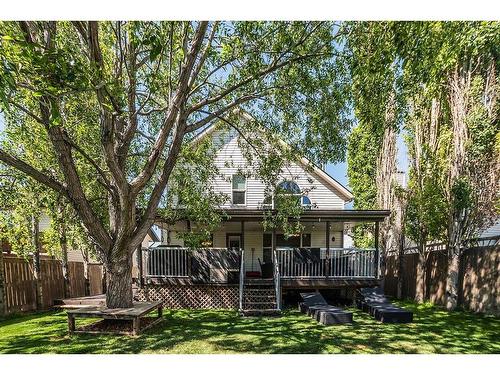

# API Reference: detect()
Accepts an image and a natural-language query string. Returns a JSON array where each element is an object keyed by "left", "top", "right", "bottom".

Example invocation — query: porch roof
[
  {"left": 155, "top": 209, "right": 390, "bottom": 223},
  {"left": 222, "top": 209, "right": 390, "bottom": 222}
]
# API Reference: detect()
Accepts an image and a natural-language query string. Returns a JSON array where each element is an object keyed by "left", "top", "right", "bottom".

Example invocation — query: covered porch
[{"left": 136, "top": 210, "right": 389, "bottom": 311}]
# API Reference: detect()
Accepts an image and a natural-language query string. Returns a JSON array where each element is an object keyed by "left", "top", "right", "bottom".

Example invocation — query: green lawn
[{"left": 0, "top": 301, "right": 498, "bottom": 354}]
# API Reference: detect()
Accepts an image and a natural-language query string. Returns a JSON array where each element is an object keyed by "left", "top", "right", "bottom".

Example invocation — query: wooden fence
[
  {"left": 384, "top": 244, "right": 499, "bottom": 314},
  {"left": 88, "top": 263, "right": 104, "bottom": 296},
  {"left": 1, "top": 254, "right": 104, "bottom": 315}
]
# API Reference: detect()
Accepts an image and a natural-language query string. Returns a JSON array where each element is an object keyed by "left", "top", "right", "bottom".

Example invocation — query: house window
[
  {"left": 232, "top": 174, "right": 246, "bottom": 205},
  {"left": 302, "top": 195, "right": 312, "bottom": 209},
  {"left": 275, "top": 180, "right": 302, "bottom": 208},
  {"left": 262, "top": 194, "right": 273, "bottom": 208},
  {"left": 261, "top": 181, "right": 313, "bottom": 209},
  {"left": 262, "top": 232, "right": 312, "bottom": 263}
]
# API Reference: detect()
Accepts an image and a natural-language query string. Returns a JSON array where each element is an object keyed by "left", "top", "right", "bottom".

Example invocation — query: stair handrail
[
  {"left": 272, "top": 247, "right": 281, "bottom": 310},
  {"left": 239, "top": 247, "right": 245, "bottom": 310}
]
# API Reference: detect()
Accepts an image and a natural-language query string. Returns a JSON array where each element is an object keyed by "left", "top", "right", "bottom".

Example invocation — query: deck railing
[
  {"left": 146, "top": 247, "right": 190, "bottom": 277},
  {"left": 145, "top": 246, "right": 377, "bottom": 281},
  {"left": 272, "top": 247, "right": 281, "bottom": 310},
  {"left": 146, "top": 247, "right": 242, "bottom": 279},
  {"left": 276, "top": 248, "right": 377, "bottom": 279}
]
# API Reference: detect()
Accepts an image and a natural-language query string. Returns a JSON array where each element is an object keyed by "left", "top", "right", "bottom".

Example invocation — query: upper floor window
[
  {"left": 277, "top": 180, "right": 301, "bottom": 194},
  {"left": 301, "top": 195, "right": 312, "bottom": 209},
  {"left": 262, "top": 180, "right": 314, "bottom": 209},
  {"left": 276, "top": 180, "right": 302, "bottom": 207},
  {"left": 232, "top": 174, "right": 246, "bottom": 205}
]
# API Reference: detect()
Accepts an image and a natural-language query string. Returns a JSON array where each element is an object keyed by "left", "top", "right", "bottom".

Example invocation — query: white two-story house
[{"left": 135, "top": 115, "right": 389, "bottom": 314}]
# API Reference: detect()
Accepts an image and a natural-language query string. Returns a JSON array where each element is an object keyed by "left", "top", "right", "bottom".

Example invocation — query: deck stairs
[{"left": 240, "top": 278, "right": 280, "bottom": 316}]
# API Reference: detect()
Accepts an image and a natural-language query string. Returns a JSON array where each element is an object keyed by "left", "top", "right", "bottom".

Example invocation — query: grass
[{"left": 0, "top": 301, "right": 499, "bottom": 354}]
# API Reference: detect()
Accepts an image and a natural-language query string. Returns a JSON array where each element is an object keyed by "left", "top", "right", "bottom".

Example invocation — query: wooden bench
[{"left": 67, "top": 301, "right": 163, "bottom": 336}]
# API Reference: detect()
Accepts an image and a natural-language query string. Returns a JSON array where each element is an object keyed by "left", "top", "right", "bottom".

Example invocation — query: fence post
[
  {"left": 32, "top": 215, "right": 43, "bottom": 310},
  {"left": 0, "top": 249, "right": 5, "bottom": 317},
  {"left": 136, "top": 244, "right": 144, "bottom": 288}
]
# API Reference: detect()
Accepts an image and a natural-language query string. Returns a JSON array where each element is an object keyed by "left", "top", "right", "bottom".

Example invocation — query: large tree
[
  {"left": 394, "top": 21, "right": 500, "bottom": 309},
  {"left": 404, "top": 93, "right": 447, "bottom": 302},
  {"left": 0, "top": 21, "right": 351, "bottom": 308},
  {"left": 346, "top": 22, "right": 499, "bottom": 308},
  {"left": 345, "top": 22, "right": 403, "bottom": 281}
]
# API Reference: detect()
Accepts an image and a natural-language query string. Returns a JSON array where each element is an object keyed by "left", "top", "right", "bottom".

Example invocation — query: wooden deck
[
  {"left": 145, "top": 276, "right": 378, "bottom": 288},
  {"left": 281, "top": 278, "right": 380, "bottom": 289}
]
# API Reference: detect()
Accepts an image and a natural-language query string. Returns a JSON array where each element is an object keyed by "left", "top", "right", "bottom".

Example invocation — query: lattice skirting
[{"left": 135, "top": 284, "right": 239, "bottom": 309}]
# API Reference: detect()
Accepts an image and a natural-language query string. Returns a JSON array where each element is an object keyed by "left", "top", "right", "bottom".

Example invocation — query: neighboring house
[
  {"left": 478, "top": 219, "right": 500, "bottom": 239},
  {"left": 38, "top": 213, "right": 87, "bottom": 262},
  {"left": 135, "top": 117, "right": 390, "bottom": 313},
  {"left": 2, "top": 212, "right": 160, "bottom": 265},
  {"left": 1, "top": 212, "right": 89, "bottom": 262}
]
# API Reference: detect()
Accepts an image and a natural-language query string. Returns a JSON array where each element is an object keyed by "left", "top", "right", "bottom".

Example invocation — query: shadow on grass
[{"left": 0, "top": 301, "right": 499, "bottom": 354}]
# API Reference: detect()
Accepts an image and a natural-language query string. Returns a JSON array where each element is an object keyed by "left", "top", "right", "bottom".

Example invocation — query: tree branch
[
  {"left": 188, "top": 21, "right": 219, "bottom": 90},
  {"left": 0, "top": 149, "right": 69, "bottom": 197},
  {"left": 188, "top": 53, "right": 320, "bottom": 115},
  {"left": 129, "top": 21, "right": 208, "bottom": 197},
  {"left": 185, "top": 93, "right": 260, "bottom": 133}
]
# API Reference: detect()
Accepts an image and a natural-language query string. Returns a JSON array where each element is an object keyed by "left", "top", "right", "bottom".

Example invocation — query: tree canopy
[{"left": 0, "top": 21, "right": 352, "bottom": 307}]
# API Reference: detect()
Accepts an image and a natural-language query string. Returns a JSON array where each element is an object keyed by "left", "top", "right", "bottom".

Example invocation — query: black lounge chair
[
  {"left": 356, "top": 287, "right": 413, "bottom": 323},
  {"left": 299, "top": 292, "right": 353, "bottom": 325},
  {"left": 373, "top": 305, "right": 413, "bottom": 323}
]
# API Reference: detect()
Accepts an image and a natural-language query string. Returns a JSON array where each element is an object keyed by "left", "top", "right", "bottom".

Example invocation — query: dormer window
[
  {"left": 232, "top": 174, "right": 246, "bottom": 205},
  {"left": 276, "top": 180, "right": 302, "bottom": 207},
  {"left": 261, "top": 181, "right": 314, "bottom": 209}
]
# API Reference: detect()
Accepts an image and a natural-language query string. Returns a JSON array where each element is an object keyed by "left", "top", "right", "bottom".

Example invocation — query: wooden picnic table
[{"left": 67, "top": 301, "right": 163, "bottom": 336}]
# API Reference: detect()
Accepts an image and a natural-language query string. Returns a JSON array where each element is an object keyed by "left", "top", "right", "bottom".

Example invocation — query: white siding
[
  {"left": 311, "top": 230, "right": 343, "bottom": 248},
  {"left": 39, "top": 212, "right": 52, "bottom": 231},
  {"left": 209, "top": 127, "right": 346, "bottom": 209}
]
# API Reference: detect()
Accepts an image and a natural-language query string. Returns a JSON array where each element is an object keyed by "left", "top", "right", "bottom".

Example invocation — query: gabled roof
[{"left": 190, "top": 110, "right": 354, "bottom": 202}]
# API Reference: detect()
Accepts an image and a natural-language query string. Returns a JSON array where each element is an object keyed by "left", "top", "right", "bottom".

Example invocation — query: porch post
[
  {"left": 272, "top": 226, "right": 280, "bottom": 309},
  {"left": 272, "top": 227, "right": 276, "bottom": 255},
  {"left": 136, "top": 244, "right": 144, "bottom": 288},
  {"left": 240, "top": 221, "right": 245, "bottom": 250},
  {"left": 325, "top": 221, "right": 330, "bottom": 277},
  {"left": 374, "top": 221, "right": 380, "bottom": 279}
]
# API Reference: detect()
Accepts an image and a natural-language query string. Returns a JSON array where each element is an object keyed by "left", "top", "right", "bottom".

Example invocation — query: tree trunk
[
  {"left": 396, "top": 212, "right": 405, "bottom": 300},
  {"left": 82, "top": 247, "right": 90, "bottom": 296},
  {"left": 415, "top": 248, "right": 426, "bottom": 303},
  {"left": 31, "top": 215, "right": 43, "bottom": 310},
  {"left": 375, "top": 90, "right": 398, "bottom": 292},
  {"left": 445, "top": 246, "right": 461, "bottom": 310},
  {"left": 393, "top": 192, "right": 406, "bottom": 300},
  {"left": 104, "top": 250, "right": 133, "bottom": 308},
  {"left": 445, "top": 67, "right": 469, "bottom": 311},
  {"left": 59, "top": 223, "right": 71, "bottom": 298}
]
